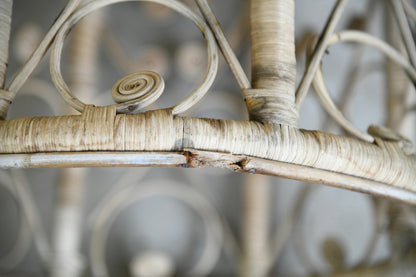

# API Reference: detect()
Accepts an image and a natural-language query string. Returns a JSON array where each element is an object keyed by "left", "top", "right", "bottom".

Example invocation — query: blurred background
[{"left": 1, "top": 0, "right": 416, "bottom": 276}]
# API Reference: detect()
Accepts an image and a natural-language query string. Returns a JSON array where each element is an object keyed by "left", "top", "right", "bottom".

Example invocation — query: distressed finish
[{"left": 0, "top": 0, "right": 415, "bottom": 206}]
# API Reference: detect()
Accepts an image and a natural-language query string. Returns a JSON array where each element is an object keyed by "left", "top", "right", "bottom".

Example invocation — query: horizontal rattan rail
[
  {"left": 0, "top": 0, "right": 415, "bottom": 206},
  {"left": 0, "top": 106, "right": 415, "bottom": 204}
]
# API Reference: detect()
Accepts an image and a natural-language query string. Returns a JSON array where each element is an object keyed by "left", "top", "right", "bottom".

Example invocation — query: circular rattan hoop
[{"left": 50, "top": 0, "right": 219, "bottom": 115}]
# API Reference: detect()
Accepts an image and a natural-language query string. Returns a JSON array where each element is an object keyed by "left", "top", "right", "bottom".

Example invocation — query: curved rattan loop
[
  {"left": 0, "top": 0, "right": 81, "bottom": 120},
  {"left": 89, "top": 180, "right": 223, "bottom": 277},
  {"left": 309, "top": 30, "right": 416, "bottom": 142},
  {"left": 50, "top": 0, "right": 218, "bottom": 115},
  {"left": 0, "top": 171, "right": 31, "bottom": 271}
]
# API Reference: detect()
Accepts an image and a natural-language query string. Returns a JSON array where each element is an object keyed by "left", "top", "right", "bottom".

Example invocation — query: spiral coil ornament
[
  {"left": 111, "top": 71, "right": 164, "bottom": 113},
  {"left": 49, "top": 0, "right": 218, "bottom": 115}
]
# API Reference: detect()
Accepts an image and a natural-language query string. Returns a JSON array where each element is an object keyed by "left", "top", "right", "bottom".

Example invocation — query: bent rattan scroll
[{"left": 0, "top": 0, "right": 416, "bottom": 204}]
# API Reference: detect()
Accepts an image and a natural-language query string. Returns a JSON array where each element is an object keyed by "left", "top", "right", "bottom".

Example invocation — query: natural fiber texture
[
  {"left": 50, "top": 0, "right": 218, "bottom": 115},
  {"left": 386, "top": 8, "right": 413, "bottom": 132},
  {"left": 250, "top": 0, "right": 298, "bottom": 126},
  {"left": 243, "top": 88, "right": 298, "bottom": 127},
  {"left": 0, "top": 0, "right": 81, "bottom": 120},
  {"left": 295, "top": 0, "right": 347, "bottom": 108},
  {"left": 0, "top": 106, "right": 414, "bottom": 191},
  {"left": 0, "top": 0, "right": 13, "bottom": 119},
  {"left": 241, "top": 174, "right": 270, "bottom": 277},
  {"left": 0, "top": 0, "right": 415, "bottom": 206},
  {"left": 196, "top": 0, "right": 250, "bottom": 90},
  {"left": 0, "top": 89, "right": 14, "bottom": 120},
  {"left": 69, "top": 10, "right": 104, "bottom": 104},
  {"left": 390, "top": 0, "right": 416, "bottom": 68},
  {"left": 0, "top": 0, "right": 12, "bottom": 89}
]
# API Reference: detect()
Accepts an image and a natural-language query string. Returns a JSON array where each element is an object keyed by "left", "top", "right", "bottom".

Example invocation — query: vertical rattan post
[
  {"left": 51, "top": 12, "right": 104, "bottom": 277},
  {"left": 242, "top": 1, "right": 298, "bottom": 276},
  {"left": 241, "top": 174, "right": 270, "bottom": 277},
  {"left": 385, "top": 6, "right": 415, "bottom": 137},
  {"left": 246, "top": 0, "right": 298, "bottom": 126}
]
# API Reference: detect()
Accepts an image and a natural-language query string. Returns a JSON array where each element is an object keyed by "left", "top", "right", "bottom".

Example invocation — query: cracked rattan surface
[
  {"left": 0, "top": 0, "right": 415, "bottom": 204},
  {"left": 0, "top": 105, "right": 414, "bottom": 191}
]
